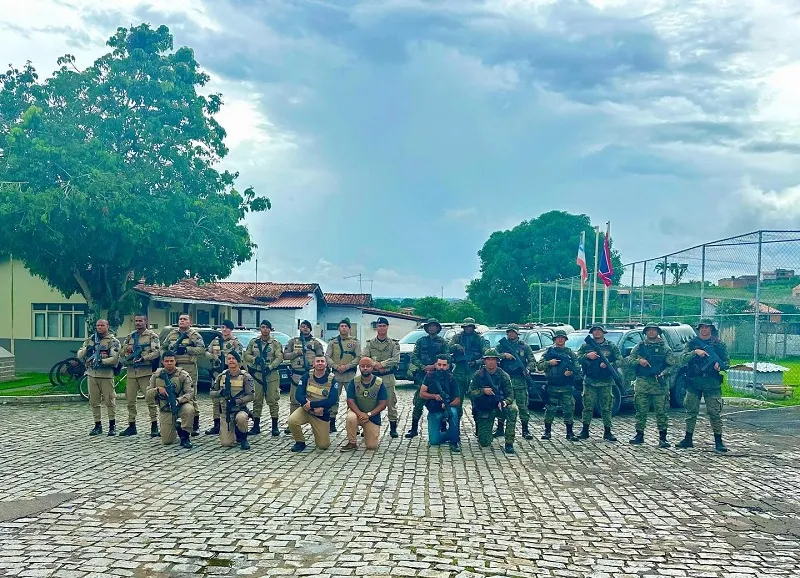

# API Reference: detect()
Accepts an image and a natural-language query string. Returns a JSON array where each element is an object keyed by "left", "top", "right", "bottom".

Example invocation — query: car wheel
[{"left": 671, "top": 375, "right": 687, "bottom": 408}]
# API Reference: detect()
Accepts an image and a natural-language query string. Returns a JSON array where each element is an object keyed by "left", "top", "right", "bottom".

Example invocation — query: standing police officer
[
  {"left": 118, "top": 314, "right": 161, "bottom": 437},
  {"left": 77, "top": 319, "right": 121, "bottom": 436},
  {"left": 496, "top": 324, "right": 536, "bottom": 440},
  {"left": 160, "top": 314, "right": 205, "bottom": 436},
  {"left": 243, "top": 319, "right": 283, "bottom": 436},
  {"left": 577, "top": 324, "right": 621, "bottom": 442},
  {"left": 537, "top": 329, "right": 582, "bottom": 441},
  {"left": 363, "top": 317, "right": 401, "bottom": 438},
  {"left": 326, "top": 318, "right": 361, "bottom": 433},
  {"left": 448, "top": 317, "right": 488, "bottom": 420}
]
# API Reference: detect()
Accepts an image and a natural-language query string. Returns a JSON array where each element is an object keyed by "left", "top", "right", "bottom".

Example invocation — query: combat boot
[
  {"left": 565, "top": 423, "right": 580, "bottom": 442},
  {"left": 238, "top": 431, "right": 250, "bottom": 450},
  {"left": 521, "top": 422, "right": 533, "bottom": 440},
  {"left": 493, "top": 419, "right": 505, "bottom": 438},
  {"left": 191, "top": 415, "right": 200, "bottom": 437},
  {"left": 658, "top": 430, "right": 671, "bottom": 448},
  {"left": 271, "top": 418, "right": 280, "bottom": 436},
  {"left": 205, "top": 418, "right": 220, "bottom": 435},
  {"left": 330, "top": 420, "right": 337, "bottom": 433},
  {"left": 676, "top": 431, "right": 694, "bottom": 448},
  {"left": 284, "top": 426, "right": 292, "bottom": 435},
  {"left": 150, "top": 421, "right": 160, "bottom": 438},
  {"left": 404, "top": 419, "right": 419, "bottom": 439},
  {"left": 603, "top": 427, "right": 617, "bottom": 442},
  {"left": 629, "top": 430, "right": 645, "bottom": 445},
  {"left": 249, "top": 417, "right": 261, "bottom": 436},
  {"left": 178, "top": 429, "right": 193, "bottom": 449},
  {"left": 541, "top": 423, "right": 552, "bottom": 440},
  {"left": 714, "top": 433, "right": 728, "bottom": 453},
  {"left": 390, "top": 421, "right": 399, "bottom": 439},
  {"left": 504, "top": 443, "right": 515, "bottom": 454},
  {"left": 290, "top": 441, "right": 307, "bottom": 452},
  {"left": 107, "top": 420, "right": 117, "bottom": 437},
  {"left": 118, "top": 423, "right": 137, "bottom": 436},
  {"left": 579, "top": 423, "right": 590, "bottom": 439},
  {"left": 89, "top": 422, "right": 102, "bottom": 436}
]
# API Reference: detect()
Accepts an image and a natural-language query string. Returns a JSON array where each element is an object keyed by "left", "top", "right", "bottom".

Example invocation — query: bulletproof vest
[
  {"left": 332, "top": 335, "right": 358, "bottom": 366},
  {"left": 291, "top": 336, "right": 315, "bottom": 371},
  {"left": 473, "top": 369, "right": 501, "bottom": 412},
  {"left": 168, "top": 330, "right": 197, "bottom": 363},
  {"left": 354, "top": 375, "right": 383, "bottom": 412},
  {"left": 128, "top": 331, "right": 156, "bottom": 367},
  {"left": 635, "top": 341, "right": 668, "bottom": 377},
  {"left": 499, "top": 339, "right": 526, "bottom": 374},
  {"left": 156, "top": 368, "right": 181, "bottom": 411},
  {"left": 687, "top": 337, "right": 724, "bottom": 377},
  {"left": 224, "top": 371, "right": 245, "bottom": 396},
  {"left": 305, "top": 370, "right": 335, "bottom": 402},
  {"left": 220, "top": 337, "right": 239, "bottom": 354},
  {"left": 583, "top": 340, "right": 615, "bottom": 379},
  {"left": 418, "top": 336, "right": 444, "bottom": 365},
  {"left": 457, "top": 333, "right": 483, "bottom": 361},
  {"left": 543, "top": 346, "right": 574, "bottom": 386}
]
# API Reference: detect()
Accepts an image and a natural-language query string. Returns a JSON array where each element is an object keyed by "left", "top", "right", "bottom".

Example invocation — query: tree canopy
[
  {"left": 466, "top": 211, "right": 623, "bottom": 323},
  {"left": 0, "top": 24, "right": 269, "bottom": 327}
]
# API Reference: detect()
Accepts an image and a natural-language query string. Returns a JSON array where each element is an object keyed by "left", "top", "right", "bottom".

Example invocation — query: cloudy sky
[{"left": 3, "top": 0, "right": 800, "bottom": 296}]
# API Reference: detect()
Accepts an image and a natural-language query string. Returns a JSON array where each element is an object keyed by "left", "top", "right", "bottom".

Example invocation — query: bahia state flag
[
  {"left": 598, "top": 230, "right": 614, "bottom": 288},
  {"left": 576, "top": 232, "right": 588, "bottom": 283}
]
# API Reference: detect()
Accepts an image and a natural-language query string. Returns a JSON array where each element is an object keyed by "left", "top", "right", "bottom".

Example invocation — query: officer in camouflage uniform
[
  {"left": 203, "top": 320, "right": 244, "bottom": 435},
  {"left": 146, "top": 351, "right": 195, "bottom": 449},
  {"left": 160, "top": 314, "right": 205, "bottom": 436},
  {"left": 448, "top": 317, "right": 488, "bottom": 420},
  {"left": 243, "top": 319, "right": 283, "bottom": 436},
  {"left": 283, "top": 320, "right": 325, "bottom": 434},
  {"left": 626, "top": 323, "right": 675, "bottom": 448},
  {"left": 468, "top": 349, "right": 518, "bottom": 454},
  {"left": 326, "top": 318, "right": 361, "bottom": 433},
  {"left": 405, "top": 318, "right": 448, "bottom": 439},
  {"left": 210, "top": 350, "right": 255, "bottom": 450},
  {"left": 363, "top": 316, "right": 401, "bottom": 438},
  {"left": 77, "top": 319, "right": 121, "bottom": 436},
  {"left": 118, "top": 314, "right": 161, "bottom": 438},
  {"left": 577, "top": 324, "right": 621, "bottom": 442},
  {"left": 676, "top": 318, "right": 730, "bottom": 453},
  {"left": 537, "top": 330, "right": 581, "bottom": 441},
  {"left": 496, "top": 324, "right": 536, "bottom": 440}
]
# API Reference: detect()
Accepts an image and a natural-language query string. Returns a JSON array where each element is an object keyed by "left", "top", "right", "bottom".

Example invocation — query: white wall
[
  {"left": 320, "top": 306, "right": 364, "bottom": 343},
  {"left": 362, "top": 312, "right": 418, "bottom": 342},
  {"left": 264, "top": 309, "right": 301, "bottom": 337}
]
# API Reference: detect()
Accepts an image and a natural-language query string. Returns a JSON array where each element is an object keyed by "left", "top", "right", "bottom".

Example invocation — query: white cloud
[
  {"left": 738, "top": 180, "right": 800, "bottom": 219},
  {"left": 443, "top": 207, "right": 478, "bottom": 221}
]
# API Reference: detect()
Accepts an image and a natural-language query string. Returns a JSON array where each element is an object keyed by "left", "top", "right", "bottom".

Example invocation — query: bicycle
[
  {"left": 48, "top": 351, "right": 86, "bottom": 392},
  {"left": 77, "top": 367, "right": 137, "bottom": 401}
]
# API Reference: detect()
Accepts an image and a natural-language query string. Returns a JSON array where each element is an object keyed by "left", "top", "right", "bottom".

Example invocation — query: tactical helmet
[
  {"left": 589, "top": 324, "right": 607, "bottom": 334},
  {"left": 423, "top": 318, "right": 442, "bottom": 333},
  {"left": 506, "top": 323, "right": 521, "bottom": 334},
  {"left": 483, "top": 348, "right": 501, "bottom": 359},
  {"left": 461, "top": 317, "right": 477, "bottom": 328},
  {"left": 697, "top": 318, "right": 716, "bottom": 329},
  {"left": 553, "top": 330, "right": 568, "bottom": 339},
  {"left": 643, "top": 322, "right": 662, "bottom": 335}
]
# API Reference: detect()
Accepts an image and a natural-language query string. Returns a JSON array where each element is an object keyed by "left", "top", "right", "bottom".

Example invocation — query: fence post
[
  {"left": 568, "top": 277, "right": 574, "bottom": 328},
  {"left": 752, "top": 231, "right": 763, "bottom": 388},
  {"left": 538, "top": 282, "right": 543, "bottom": 323},
  {"left": 628, "top": 262, "right": 636, "bottom": 323},
  {"left": 660, "top": 256, "right": 667, "bottom": 322},
  {"left": 699, "top": 244, "right": 706, "bottom": 317},
  {"left": 640, "top": 260, "right": 647, "bottom": 323},
  {"left": 553, "top": 280, "right": 559, "bottom": 322}
]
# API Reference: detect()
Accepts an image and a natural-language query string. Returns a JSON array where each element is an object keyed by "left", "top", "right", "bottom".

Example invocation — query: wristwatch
[{"left": 366, "top": 412, "right": 372, "bottom": 418}]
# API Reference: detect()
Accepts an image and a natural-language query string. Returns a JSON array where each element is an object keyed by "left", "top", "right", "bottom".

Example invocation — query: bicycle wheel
[
  {"left": 48, "top": 360, "right": 64, "bottom": 388},
  {"left": 78, "top": 376, "right": 90, "bottom": 401},
  {"left": 54, "top": 358, "right": 85, "bottom": 390}
]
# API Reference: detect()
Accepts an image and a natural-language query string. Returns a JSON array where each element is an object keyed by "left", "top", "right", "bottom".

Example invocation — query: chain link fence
[{"left": 533, "top": 230, "right": 800, "bottom": 395}]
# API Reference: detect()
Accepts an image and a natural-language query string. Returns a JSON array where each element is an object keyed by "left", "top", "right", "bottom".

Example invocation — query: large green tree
[
  {"left": 466, "top": 211, "right": 623, "bottom": 323},
  {"left": 0, "top": 24, "right": 269, "bottom": 327}
]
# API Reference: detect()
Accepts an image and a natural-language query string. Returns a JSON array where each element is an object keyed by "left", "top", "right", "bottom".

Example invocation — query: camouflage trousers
[
  {"left": 581, "top": 383, "right": 613, "bottom": 427},
  {"left": 544, "top": 388, "right": 575, "bottom": 425},
  {"left": 684, "top": 389, "right": 724, "bottom": 435},
  {"left": 411, "top": 372, "right": 428, "bottom": 422},
  {"left": 634, "top": 391, "right": 668, "bottom": 431},
  {"left": 475, "top": 404, "right": 518, "bottom": 447},
  {"left": 510, "top": 375, "right": 530, "bottom": 424},
  {"left": 452, "top": 369, "right": 473, "bottom": 419}
]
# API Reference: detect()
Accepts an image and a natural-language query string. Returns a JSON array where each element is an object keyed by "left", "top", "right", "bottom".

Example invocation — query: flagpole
[
  {"left": 578, "top": 231, "right": 585, "bottom": 328},
  {"left": 591, "top": 226, "right": 600, "bottom": 325},
  {"left": 602, "top": 221, "right": 611, "bottom": 324}
]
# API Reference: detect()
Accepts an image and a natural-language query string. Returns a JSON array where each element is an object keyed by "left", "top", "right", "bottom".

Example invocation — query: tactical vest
[
  {"left": 155, "top": 368, "right": 183, "bottom": 412},
  {"left": 583, "top": 340, "right": 616, "bottom": 379},
  {"left": 254, "top": 338, "right": 279, "bottom": 362},
  {"left": 353, "top": 375, "right": 383, "bottom": 413},
  {"left": 167, "top": 330, "right": 199, "bottom": 364},
  {"left": 418, "top": 336, "right": 444, "bottom": 365},
  {"left": 305, "top": 370, "right": 335, "bottom": 402},
  {"left": 455, "top": 333, "right": 483, "bottom": 363},
  {"left": 331, "top": 336, "right": 358, "bottom": 367},
  {"left": 543, "top": 346, "right": 574, "bottom": 386},
  {"left": 223, "top": 371, "right": 246, "bottom": 396},
  {"left": 635, "top": 341, "right": 668, "bottom": 377},
  {"left": 127, "top": 330, "right": 158, "bottom": 370},
  {"left": 498, "top": 338, "right": 526, "bottom": 375},
  {"left": 473, "top": 369, "right": 502, "bottom": 412},
  {"left": 686, "top": 337, "right": 724, "bottom": 379},
  {"left": 290, "top": 336, "right": 316, "bottom": 372}
]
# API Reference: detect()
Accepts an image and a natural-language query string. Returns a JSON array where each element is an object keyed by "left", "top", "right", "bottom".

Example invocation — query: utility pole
[{"left": 344, "top": 274, "right": 363, "bottom": 293}]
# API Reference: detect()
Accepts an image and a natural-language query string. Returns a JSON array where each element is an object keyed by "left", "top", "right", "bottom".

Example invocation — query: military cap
[
  {"left": 260, "top": 319, "right": 273, "bottom": 329},
  {"left": 339, "top": 318, "right": 351, "bottom": 328},
  {"left": 697, "top": 318, "right": 716, "bottom": 329},
  {"left": 643, "top": 322, "right": 662, "bottom": 334},
  {"left": 221, "top": 319, "right": 235, "bottom": 330},
  {"left": 376, "top": 316, "right": 389, "bottom": 325},
  {"left": 506, "top": 323, "right": 521, "bottom": 334},
  {"left": 553, "top": 329, "right": 568, "bottom": 339},
  {"left": 483, "top": 348, "right": 501, "bottom": 359},
  {"left": 226, "top": 349, "right": 241, "bottom": 363},
  {"left": 300, "top": 320, "right": 312, "bottom": 330},
  {"left": 589, "top": 324, "right": 607, "bottom": 333},
  {"left": 461, "top": 317, "right": 477, "bottom": 328},
  {"left": 423, "top": 318, "right": 442, "bottom": 333}
]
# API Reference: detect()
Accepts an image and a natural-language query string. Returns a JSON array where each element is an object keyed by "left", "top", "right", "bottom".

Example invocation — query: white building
[{"left": 320, "top": 293, "right": 423, "bottom": 346}]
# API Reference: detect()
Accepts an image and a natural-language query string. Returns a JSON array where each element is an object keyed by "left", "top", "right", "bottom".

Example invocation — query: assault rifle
[
  {"left": 220, "top": 373, "right": 249, "bottom": 432},
  {"left": 169, "top": 331, "right": 189, "bottom": 356},
  {"left": 473, "top": 368, "right": 508, "bottom": 419},
  {"left": 249, "top": 340, "right": 271, "bottom": 395},
  {"left": 697, "top": 342, "right": 724, "bottom": 374},
  {"left": 90, "top": 333, "right": 102, "bottom": 369},
  {"left": 452, "top": 334, "right": 484, "bottom": 371},
  {"left": 426, "top": 372, "right": 452, "bottom": 432},
  {"left": 210, "top": 331, "right": 227, "bottom": 372},
  {"left": 636, "top": 345, "right": 668, "bottom": 388},
  {"left": 582, "top": 335, "right": 623, "bottom": 388},
  {"left": 498, "top": 337, "right": 536, "bottom": 388},
  {"left": 158, "top": 371, "right": 181, "bottom": 429},
  {"left": 124, "top": 332, "right": 143, "bottom": 365}
]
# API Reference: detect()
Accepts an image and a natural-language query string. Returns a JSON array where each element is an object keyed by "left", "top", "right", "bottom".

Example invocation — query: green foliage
[
  {"left": 372, "top": 298, "right": 400, "bottom": 312},
  {"left": 0, "top": 24, "right": 270, "bottom": 327},
  {"left": 466, "top": 211, "right": 623, "bottom": 323},
  {"left": 372, "top": 297, "right": 486, "bottom": 324}
]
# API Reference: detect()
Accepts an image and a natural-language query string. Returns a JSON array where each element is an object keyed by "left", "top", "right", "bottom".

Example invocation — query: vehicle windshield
[
  {"left": 232, "top": 330, "right": 259, "bottom": 344},
  {"left": 482, "top": 330, "right": 508, "bottom": 348},
  {"left": 271, "top": 332, "right": 290, "bottom": 346},
  {"left": 565, "top": 331, "right": 624, "bottom": 350},
  {"left": 399, "top": 330, "right": 427, "bottom": 344}
]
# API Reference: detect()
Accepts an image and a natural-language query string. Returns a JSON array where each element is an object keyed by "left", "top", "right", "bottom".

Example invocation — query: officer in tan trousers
[
  {"left": 160, "top": 314, "right": 205, "bottom": 436},
  {"left": 118, "top": 314, "right": 161, "bottom": 438},
  {"left": 283, "top": 320, "right": 324, "bottom": 434},
  {"left": 77, "top": 319, "right": 121, "bottom": 436},
  {"left": 203, "top": 319, "right": 244, "bottom": 435},
  {"left": 341, "top": 357, "right": 388, "bottom": 451},
  {"left": 243, "top": 319, "right": 283, "bottom": 437},
  {"left": 326, "top": 317, "right": 361, "bottom": 433},
  {"left": 146, "top": 352, "right": 195, "bottom": 449},
  {"left": 287, "top": 355, "right": 339, "bottom": 452},
  {"left": 363, "top": 316, "right": 401, "bottom": 438},
  {"left": 210, "top": 351, "right": 255, "bottom": 450}
]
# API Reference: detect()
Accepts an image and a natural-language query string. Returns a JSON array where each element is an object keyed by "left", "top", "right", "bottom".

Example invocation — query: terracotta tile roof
[
  {"left": 135, "top": 279, "right": 264, "bottom": 306},
  {"left": 212, "top": 281, "right": 320, "bottom": 300},
  {"left": 267, "top": 295, "right": 313, "bottom": 309},
  {"left": 323, "top": 293, "right": 373, "bottom": 307},
  {"left": 362, "top": 307, "right": 425, "bottom": 321}
]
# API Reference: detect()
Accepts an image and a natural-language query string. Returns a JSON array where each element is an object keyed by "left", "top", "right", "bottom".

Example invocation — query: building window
[
  {"left": 196, "top": 310, "right": 210, "bottom": 325},
  {"left": 169, "top": 311, "right": 180, "bottom": 326},
  {"left": 326, "top": 323, "right": 340, "bottom": 331},
  {"left": 32, "top": 303, "right": 88, "bottom": 340}
]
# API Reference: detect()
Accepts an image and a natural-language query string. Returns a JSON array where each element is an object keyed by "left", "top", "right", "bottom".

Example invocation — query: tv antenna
[{"left": 344, "top": 273, "right": 373, "bottom": 294}]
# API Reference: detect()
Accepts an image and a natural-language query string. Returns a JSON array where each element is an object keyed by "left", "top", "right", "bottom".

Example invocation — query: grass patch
[
  {"left": 722, "top": 358, "right": 800, "bottom": 407},
  {"left": 0, "top": 373, "right": 50, "bottom": 390}
]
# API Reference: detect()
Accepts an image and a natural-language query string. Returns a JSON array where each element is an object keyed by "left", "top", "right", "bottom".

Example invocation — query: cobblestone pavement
[{"left": 0, "top": 389, "right": 798, "bottom": 578}]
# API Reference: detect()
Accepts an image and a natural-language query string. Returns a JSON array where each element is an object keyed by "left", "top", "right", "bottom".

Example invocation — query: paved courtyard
[{"left": 0, "top": 388, "right": 798, "bottom": 578}]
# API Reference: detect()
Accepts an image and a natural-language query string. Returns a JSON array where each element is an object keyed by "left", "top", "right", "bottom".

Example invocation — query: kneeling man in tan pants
[
  {"left": 342, "top": 357, "right": 388, "bottom": 451},
  {"left": 146, "top": 352, "right": 195, "bottom": 449},
  {"left": 210, "top": 351, "right": 255, "bottom": 451},
  {"left": 287, "top": 355, "right": 339, "bottom": 452}
]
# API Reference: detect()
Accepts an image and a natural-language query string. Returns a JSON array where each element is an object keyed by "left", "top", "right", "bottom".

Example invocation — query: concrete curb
[
  {"left": 0, "top": 392, "right": 130, "bottom": 404},
  {"left": 721, "top": 396, "right": 780, "bottom": 408}
]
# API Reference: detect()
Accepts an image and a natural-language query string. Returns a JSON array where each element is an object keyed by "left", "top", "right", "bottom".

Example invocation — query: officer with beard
[
  {"left": 341, "top": 357, "right": 388, "bottom": 451},
  {"left": 420, "top": 355, "right": 462, "bottom": 453}
]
